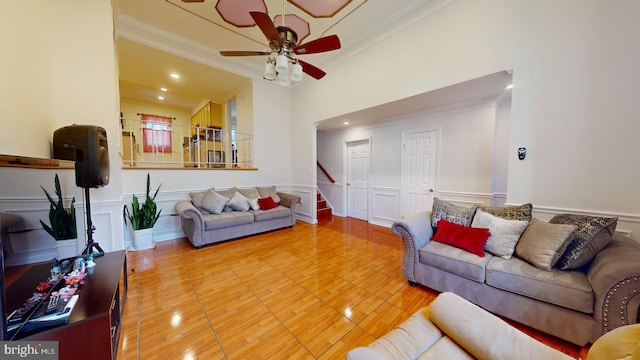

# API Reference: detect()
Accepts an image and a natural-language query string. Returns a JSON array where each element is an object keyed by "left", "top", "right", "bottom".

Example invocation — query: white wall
[
  {"left": 0, "top": 1, "right": 297, "bottom": 260},
  {"left": 0, "top": 0, "right": 123, "bottom": 264},
  {"left": 301, "top": 0, "right": 640, "bottom": 237},
  {"left": 317, "top": 102, "right": 503, "bottom": 227}
]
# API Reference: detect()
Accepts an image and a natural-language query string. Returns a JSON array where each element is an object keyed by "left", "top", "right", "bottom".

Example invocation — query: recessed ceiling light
[
  {"left": 170, "top": 73, "right": 180, "bottom": 79},
  {"left": 160, "top": 87, "right": 168, "bottom": 92},
  {"left": 157, "top": 96, "right": 165, "bottom": 100},
  {"left": 505, "top": 84, "right": 514, "bottom": 90},
  {"left": 343, "top": 121, "right": 349, "bottom": 125}
]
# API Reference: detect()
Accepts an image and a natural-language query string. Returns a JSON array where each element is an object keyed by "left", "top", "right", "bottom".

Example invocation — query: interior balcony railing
[{"left": 120, "top": 118, "right": 253, "bottom": 169}]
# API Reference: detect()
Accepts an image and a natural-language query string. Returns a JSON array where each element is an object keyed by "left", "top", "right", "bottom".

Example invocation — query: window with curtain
[{"left": 141, "top": 114, "right": 172, "bottom": 153}]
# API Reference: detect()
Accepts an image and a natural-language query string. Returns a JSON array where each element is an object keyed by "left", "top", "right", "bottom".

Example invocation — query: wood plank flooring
[{"left": 117, "top": 217, "right": 587, "bottom": 359}]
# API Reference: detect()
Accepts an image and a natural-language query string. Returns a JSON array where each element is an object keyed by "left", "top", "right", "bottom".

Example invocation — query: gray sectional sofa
[
  {"left": 392, "top": 205, "right": 640, "bottom": 346},
  {"left": 175, "top": 186, "right": 300, "bottom": 248}
]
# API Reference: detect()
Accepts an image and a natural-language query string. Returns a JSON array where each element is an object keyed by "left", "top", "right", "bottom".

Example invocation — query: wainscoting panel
[
  {"left": 0, "top": 198, "right": 124, "bottom": 266},
  {"left": 370, "top": 187, "right": 401, "bottom": 227},
  {"left": 436, "top": 191, "right": 493, "bottom": 207},
  {"left": 290, "top": 185, "right": 314, "bottom": 224}
]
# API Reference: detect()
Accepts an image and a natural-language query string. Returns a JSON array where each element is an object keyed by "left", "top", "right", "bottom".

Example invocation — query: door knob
[
  {"left": 346, "top": 182, "right": 351, "bottom": 186},
  {"left": 429, "top": 188, "right": 434, "bottom": 192}
]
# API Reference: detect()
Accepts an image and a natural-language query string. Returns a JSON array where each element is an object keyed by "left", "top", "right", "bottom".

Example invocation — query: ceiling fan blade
[
  {"left": 298, "top": 60, "right": 326, "bottom": 80},
  {"left": 220, "top": 50, "right": 271, "bottom": 57},
  {"left": 295, "top": 35, "right": 341, "bottom": 55},
  {"left": 250, "top": 11, "right": 281, "bottom": 48}
]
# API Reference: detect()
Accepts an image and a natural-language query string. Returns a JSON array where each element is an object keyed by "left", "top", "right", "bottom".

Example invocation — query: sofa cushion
[
  {"left": 471, "top": 209, "right": 529, "bottom": 259},
  {"left": 257, "top": 196, "right": 278, "bottom": 210},
  {"left": 257, "top": 186, "right": 281, "bottom": 203},
  {"left": 515, "top": 218, "right": 576, "bottom": 271},
  {"left": 237, "top": 187, "right": 260, "bottom": 200},
  {"left": 431, "top": 219, "right": 490, "bottom": 257},
  {"left": 419, "top": 241, "right": 493, "bottom": 283},
  {"left": 366, "top": 306, "right": 444, "bottom": 360},
  {"left": 203, "top": 211, "right": 254, "bottom": 230},
  {"left": 214, "top": 187, "right": 236, "bottom": 198},
  {"left": 486, "top": 256, "right": 594, "bottom": 314},
  {"left": 479, "top": 203, "right": 533, "bottom": 221},
  {"left": 429, "top": 292, "right": 574, "bottom": 360},
  {"left": 419, "top": 336, "right": 474, "bottom": 360},
  {"left": 200, "top": 189, "right": 230, "bottom": 215},
  {"left": 227, "top": 191, "right": 251, "bottom": 212},
  {"left": 431, "top": 197, "right": 478, "bottom": 229},
  {"left": 251, "top": 205, "right": 290, "bottom": 222},
  {"left": 550, "top": 214, "right": 618, "bottom": 270}
]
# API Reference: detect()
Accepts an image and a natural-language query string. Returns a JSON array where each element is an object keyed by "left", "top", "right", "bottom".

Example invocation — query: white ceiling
[{"left": 114, "top": 0, "right": 511, "bottom": 130}]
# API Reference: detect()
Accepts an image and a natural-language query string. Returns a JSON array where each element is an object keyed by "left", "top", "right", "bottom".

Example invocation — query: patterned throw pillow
[
  {"left": 550, "top": 214, "right": 618, "bottom": 270},
  {"left": 431, "top": 197, "right": 478, "bottom": 229},
  {"left": 478, "top": 203, "right": 533, "bottom": 221}
]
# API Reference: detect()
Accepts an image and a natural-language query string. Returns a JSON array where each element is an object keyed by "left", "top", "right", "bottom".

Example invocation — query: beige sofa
[
  {"left": 347, "top": 291, "right": 573, "bottom": 360},
  {"left": 392, "top": 209, "right": 640, "bottom": 346},
  {"left": 175, "top": 186, "right": 300, "bottom": 248}
]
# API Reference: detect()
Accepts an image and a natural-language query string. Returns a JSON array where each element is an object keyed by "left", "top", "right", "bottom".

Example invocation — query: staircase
[{"left": 317, "top": 193, "right": 332, "bottom": 222}]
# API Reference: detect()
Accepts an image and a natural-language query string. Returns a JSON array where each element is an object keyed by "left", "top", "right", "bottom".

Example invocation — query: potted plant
[
  {"left": 123, "top": 173, "right": 161, "bottom": 250},
  {"left": 40, "top": 174, "right": 78, "bottom": 259}
]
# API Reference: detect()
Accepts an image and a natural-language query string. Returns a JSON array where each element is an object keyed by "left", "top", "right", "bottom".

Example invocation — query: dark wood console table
[{"left": 6, "top": 251, "right": 127, "bottom": 360}]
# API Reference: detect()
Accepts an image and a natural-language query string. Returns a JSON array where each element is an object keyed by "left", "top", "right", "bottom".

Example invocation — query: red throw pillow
[
  {"left": 257, "top": 196, "right": 278, "bottom": 210},
  {"left": 431, "top": 219, "right": 490, "bottom": 257}
]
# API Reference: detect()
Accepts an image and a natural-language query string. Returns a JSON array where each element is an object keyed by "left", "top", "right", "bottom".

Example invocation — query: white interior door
[
  {"left": 347, "top": 140, "right": 369, "bottom": 221},
  {"left": 402, "top": 131, "right": 437, "bottom": 218}
]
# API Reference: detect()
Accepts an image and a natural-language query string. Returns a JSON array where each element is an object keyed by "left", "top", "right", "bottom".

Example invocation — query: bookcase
[{"left": 6, "top": 251, "right": 127, "bottom": 360}]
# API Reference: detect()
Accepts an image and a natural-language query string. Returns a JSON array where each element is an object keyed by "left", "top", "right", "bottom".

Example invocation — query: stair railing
[{"left": 317, "top": 161, "right": 336, "bottom": 183}]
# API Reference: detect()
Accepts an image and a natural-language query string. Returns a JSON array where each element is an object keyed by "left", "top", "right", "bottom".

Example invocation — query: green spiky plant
[
  {"left": 123, "top": 173, "right": 162, "bottom": 230},
  {"left": 40, "top": 174, "right": 77, "bottom": 240}
]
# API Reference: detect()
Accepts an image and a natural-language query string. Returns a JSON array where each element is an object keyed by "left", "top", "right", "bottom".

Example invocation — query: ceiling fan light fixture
[
  {"left": 263, "top": 61, "right": 277, "bottom": 81},
  {"left": 277, "top": 71, "right": 291, "bottom": 86},
  {"left": 290, "top": 62, "right": 303, "bottom": 82},
  {"left": 276, "top": 54, "right": 289, "bottom": 73}
]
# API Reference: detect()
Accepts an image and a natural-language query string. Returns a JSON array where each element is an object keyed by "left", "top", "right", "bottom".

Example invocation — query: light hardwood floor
[{"left": 117, "top": 217, "right": 587, "bottom": 359}]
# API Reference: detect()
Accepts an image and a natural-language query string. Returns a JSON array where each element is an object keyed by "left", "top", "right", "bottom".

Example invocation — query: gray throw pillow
[
  {"left": 515, "top": 218, "right": 576, "bottom": 271},
  {"left": 431, "top": 197, "right": 478, "bottom": 228},
  {"left": 471, "top": 209, "right": 529, "bottom": 259},
  {"left": 257, "top": 186, "right": 280, "bottom": 204},
  {"left": 189, "top": 190, "right": 211, "bottom": 214},
  {"left": 200, "top": 189, "right": 230, "bottom": 215},
  {"left": 227, "top": 191, "right": 251, "bottom": 212},
  {"left": 478, "top": 203, "right": 533, "bottom": 221},
  {"left": 550, "top": 214, "right": 618, "bottom": 270}
]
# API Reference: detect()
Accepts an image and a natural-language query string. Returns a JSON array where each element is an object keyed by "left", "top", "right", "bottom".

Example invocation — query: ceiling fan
[{"left": 220, "top": 11, "right": 341, "bottom": 82}]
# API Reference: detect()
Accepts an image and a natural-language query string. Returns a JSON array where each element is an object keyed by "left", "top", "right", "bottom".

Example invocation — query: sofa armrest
[
  {"left": 175, "top": 200, "right": 204, "bottom": 225},
  {"left": 392, "top": 211, "right": 433, "bottom": 284},
  {"left": 278, "top": 192, "right": 301, "bottom": 209},
  {"left": 588, "top": 235, "right": 640, "bottom": 333}
]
